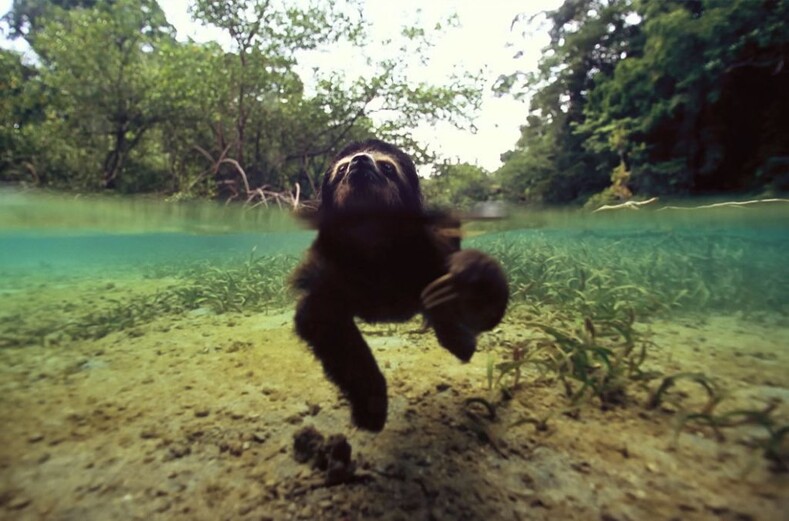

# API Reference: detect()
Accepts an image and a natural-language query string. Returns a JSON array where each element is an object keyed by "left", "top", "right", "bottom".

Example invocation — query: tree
[
  {"left": 495, "top": 115, "right": 557, "bottom": 203},
  {"left": 496, "top": 0, "right": 640, "bottom": 204},
  {"left": 0, "top": 0, "right": 484, "bottom": 198},
  {"left": 2, "top": 0, "right": 102, "bottom": 42},
  {"left": 422, "top": 162, "right": 495, "bottom": 209},
  {"left": 0, "top": 49, "right": 39, "bottom": 183},
  {"left": 185, "top": 0, "right": 482, "bottom": 201},
  {"left": 582, "top": 0, "right": 789, "bottom": 195},
  {"left": 30, "top": 0, "right": 174, "bottom": 189},
  {"left": 497, "top": 0, "right": 789, "bottom": 204},
  {"left": 185, "top": 0, "right": 358, "bottom": 197}
]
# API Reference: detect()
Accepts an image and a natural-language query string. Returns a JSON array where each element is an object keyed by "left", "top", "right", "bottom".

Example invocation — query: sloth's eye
[
  {"left": 379, "top": 162, "right": 396, "bottom": 176},
  {"left": 337, "top": 164, "right": 348, "bottom": 175}
]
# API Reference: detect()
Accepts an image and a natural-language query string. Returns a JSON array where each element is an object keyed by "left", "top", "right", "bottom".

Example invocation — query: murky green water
[
  {"left": 1, "top": 190, "right": 788, "bottom": 350},
  {"left": 1, "top": 190, "right": 788, "bottom": 519},
  {"left": 0, "top": 191, "right": 310, "bottom": 273}
]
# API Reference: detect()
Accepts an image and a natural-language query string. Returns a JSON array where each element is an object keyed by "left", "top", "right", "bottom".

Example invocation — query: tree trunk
[{"left": 103, "top": 128, "right": 127, "bottom": 189}]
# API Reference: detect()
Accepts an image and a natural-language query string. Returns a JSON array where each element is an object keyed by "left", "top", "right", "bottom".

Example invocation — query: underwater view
[
  {"left": 2, "top": 0, "right": 788, "bottom": 517},
  {"left": 0, "top": 191, "right": 787, "bottom": 520}
]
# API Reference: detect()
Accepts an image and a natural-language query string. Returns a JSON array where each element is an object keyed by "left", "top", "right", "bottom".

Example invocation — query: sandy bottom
[{"left": 1, "top": 297, "right": 788, "bottom": 520}]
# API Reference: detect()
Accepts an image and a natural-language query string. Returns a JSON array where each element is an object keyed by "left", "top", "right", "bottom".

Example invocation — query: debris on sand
[{"left": 292, "top": 426, "right": 356, "bottom": 485}]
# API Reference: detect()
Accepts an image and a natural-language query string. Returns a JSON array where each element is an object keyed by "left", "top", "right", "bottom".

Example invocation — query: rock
[
  {"left": 27, "top": 433, "right": 44, "bottom": 443},
  {"left": 219, "top": 440, "right": 244, "bottom": 456},
  {"left": 293, "top": 426, "right": 324, "bottom": 464},
  {"left": 292, "top": 427, "right": 356, "bottom": 485},
  {"left": 154, "top": 501, "right": 172, "bottom": 513},
  {"left": 285, "top": 414, "right": 304, "bottom": 425},
  {"left": 324, "top": 435, "right": 355, "bottom": 485},
  {"left": 164, "top": 443, "right": 191, "bottom": 461}
]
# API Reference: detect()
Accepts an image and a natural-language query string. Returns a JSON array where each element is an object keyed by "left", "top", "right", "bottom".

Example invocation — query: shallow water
[
  {"left": 0, "top": 191, "right": 310, "bottom": 274},
  {"left": 2, "top": 190, "right": 787, "bottom": 278},
  {"left": 1, "top": 189, "right": 787, "bottom": 382},
  {"left": 0, "top": 190, "right": 787, "bottom": 520}
]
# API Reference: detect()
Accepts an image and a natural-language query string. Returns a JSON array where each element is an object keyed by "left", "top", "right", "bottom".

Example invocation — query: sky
[{"left": 0, "top": 0, "right": 563, "bottom": 172}]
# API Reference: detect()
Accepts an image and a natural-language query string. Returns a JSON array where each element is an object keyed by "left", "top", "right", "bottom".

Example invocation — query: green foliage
[
  {"left": 497, "top": 0, "right": 789, "bottom": 205},
  {"left": 12, "top": 0, "right": 175, "bottom": 190},
  {"left": 2, "top": 0, "right": 102, "bottom": 41},
  {"left": 494, "top": 115, "right": 561, "bottom": 203},
  {"left": 422, "top": 162, "right": 495, "bottom": 209},
  {"left": 190, "top": 0, "right": 363, "bottom": 56},
  {"left": 0, "top": 0, "right": 483, "bottom": 199},
  {"left": 647, "top": 372, "right": 724, "bottom": 412},
  {"left": 655, "top": 383, "right": 788, "bottom": 473},
  {"left": 0, "top": 49, "right": 38, "bottom": 181},
  {"left": 0, "top": 251, "right": 300, "bottom": 347},
  {"left": 488, "top": 312, "right": 655, "bottom": 411},
  {"left": 170, "top": 251, "right": 297, "bottom": 314},
  {"left": 671, "top": 404, "right": 788, "bottom": 473},
  {"left": 469, "top": 226, "right": 788, "bottom": 317},
  {"left": 469, "top": 225, "right": 787, "bottom": 471}
]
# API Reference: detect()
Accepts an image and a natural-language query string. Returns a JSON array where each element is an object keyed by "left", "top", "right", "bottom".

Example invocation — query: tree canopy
[
  {"left": 496, "top": 0, "right": 789, "bottom": 206},
  {"left": 1, "top": 0, "right": 787, "bottom": 206},
  {"left": 0, "top": 0, "right": 482, "bottom": 200}
]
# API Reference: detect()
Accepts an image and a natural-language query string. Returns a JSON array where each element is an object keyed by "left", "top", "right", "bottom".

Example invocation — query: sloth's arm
[
  {"left": 294, "top": 287, "right": 388, "bottom": 432},
  {"left": 421, "top": 249, "right": 509, "bottom": 361}
]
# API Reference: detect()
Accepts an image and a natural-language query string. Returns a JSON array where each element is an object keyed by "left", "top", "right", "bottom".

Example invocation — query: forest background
[{"left": 1, "top": 0, "right": 787, "bottom": 208}]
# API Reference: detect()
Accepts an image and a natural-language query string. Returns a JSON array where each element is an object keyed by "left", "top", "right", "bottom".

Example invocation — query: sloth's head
[{"left": 319, "top": 139, "right": 422, "bottom": 216}]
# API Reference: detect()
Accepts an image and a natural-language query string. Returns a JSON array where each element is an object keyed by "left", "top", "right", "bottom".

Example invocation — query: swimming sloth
[{"left": 292, "top": 139, "right": 508, "bottom": 431}]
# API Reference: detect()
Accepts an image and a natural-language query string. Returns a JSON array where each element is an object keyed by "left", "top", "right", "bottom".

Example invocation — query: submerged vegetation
[
  {"left": 476, "top": 226, "right": 789, "bottom": 317},
  {"left": 3, "top": 214, "right": 785, "bottom": 348},
  {"left": 0, "top": 251, "right": 301, "bottom": 348},
  {"left": 0, "top": 207, "right": 786, "bottom": 471},
  {"left": 467, "top": 225, "right": 788, "bottom": 472}
]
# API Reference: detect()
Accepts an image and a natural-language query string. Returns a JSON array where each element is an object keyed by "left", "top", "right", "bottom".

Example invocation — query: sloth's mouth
[
  {"left": 334, "top": 174, "right": 400, "bottom": 212},
  {"left": 346, "top": 165, "right": 385, "bottom": 187}
]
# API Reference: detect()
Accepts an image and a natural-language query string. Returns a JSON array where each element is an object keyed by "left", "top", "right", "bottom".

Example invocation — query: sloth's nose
[{"left": 350, "top": 154, "right": 374, "bottom": 168}]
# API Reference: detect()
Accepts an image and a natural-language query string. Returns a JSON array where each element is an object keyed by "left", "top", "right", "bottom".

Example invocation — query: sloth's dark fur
[{"left": 292, "top": 139, "right": 508, "bottom": 431}]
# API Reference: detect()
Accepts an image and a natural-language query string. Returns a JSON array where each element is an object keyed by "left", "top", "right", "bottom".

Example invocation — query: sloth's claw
[{"left": 421, "top": 273, "right": 459, "bottom": 310}]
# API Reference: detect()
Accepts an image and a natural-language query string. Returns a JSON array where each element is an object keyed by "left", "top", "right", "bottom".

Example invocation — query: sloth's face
[{"left": 321, "top": 140, "right": 422, "bottom": 215}]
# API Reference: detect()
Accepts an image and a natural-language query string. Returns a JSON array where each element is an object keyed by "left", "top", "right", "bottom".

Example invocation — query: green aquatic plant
[
  {"left": 489, "top": 344, "right": 531, "bottom": 396},
  {"left": 644, "top": 372, "right": 787, "bottom": 473},
  {"left": 476, "top": 310, "right": 659, "bottom": 440},
  {"left": 462, "top": 397, "right": 509, "bottom": 456},
  {"left": 455, "top": 228, "right": 789, "bottom": 463},
  {"left": 521, "top": 315, "right": 658, "bottom": 408},
  {"left": 470, "top": 229, "right": 788, "bottom": 318},
  {"left": 646, "top": 372, "right": 724, "bottom": 414},
  {"left": 672, "top": 401, "right": 788, "bottom": 473},
  {"left": 1, "top": 251, "right": 300, "bottom": 345},
  {"left": 175, "top": 251, "right": 298, "bottom": 313}
]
